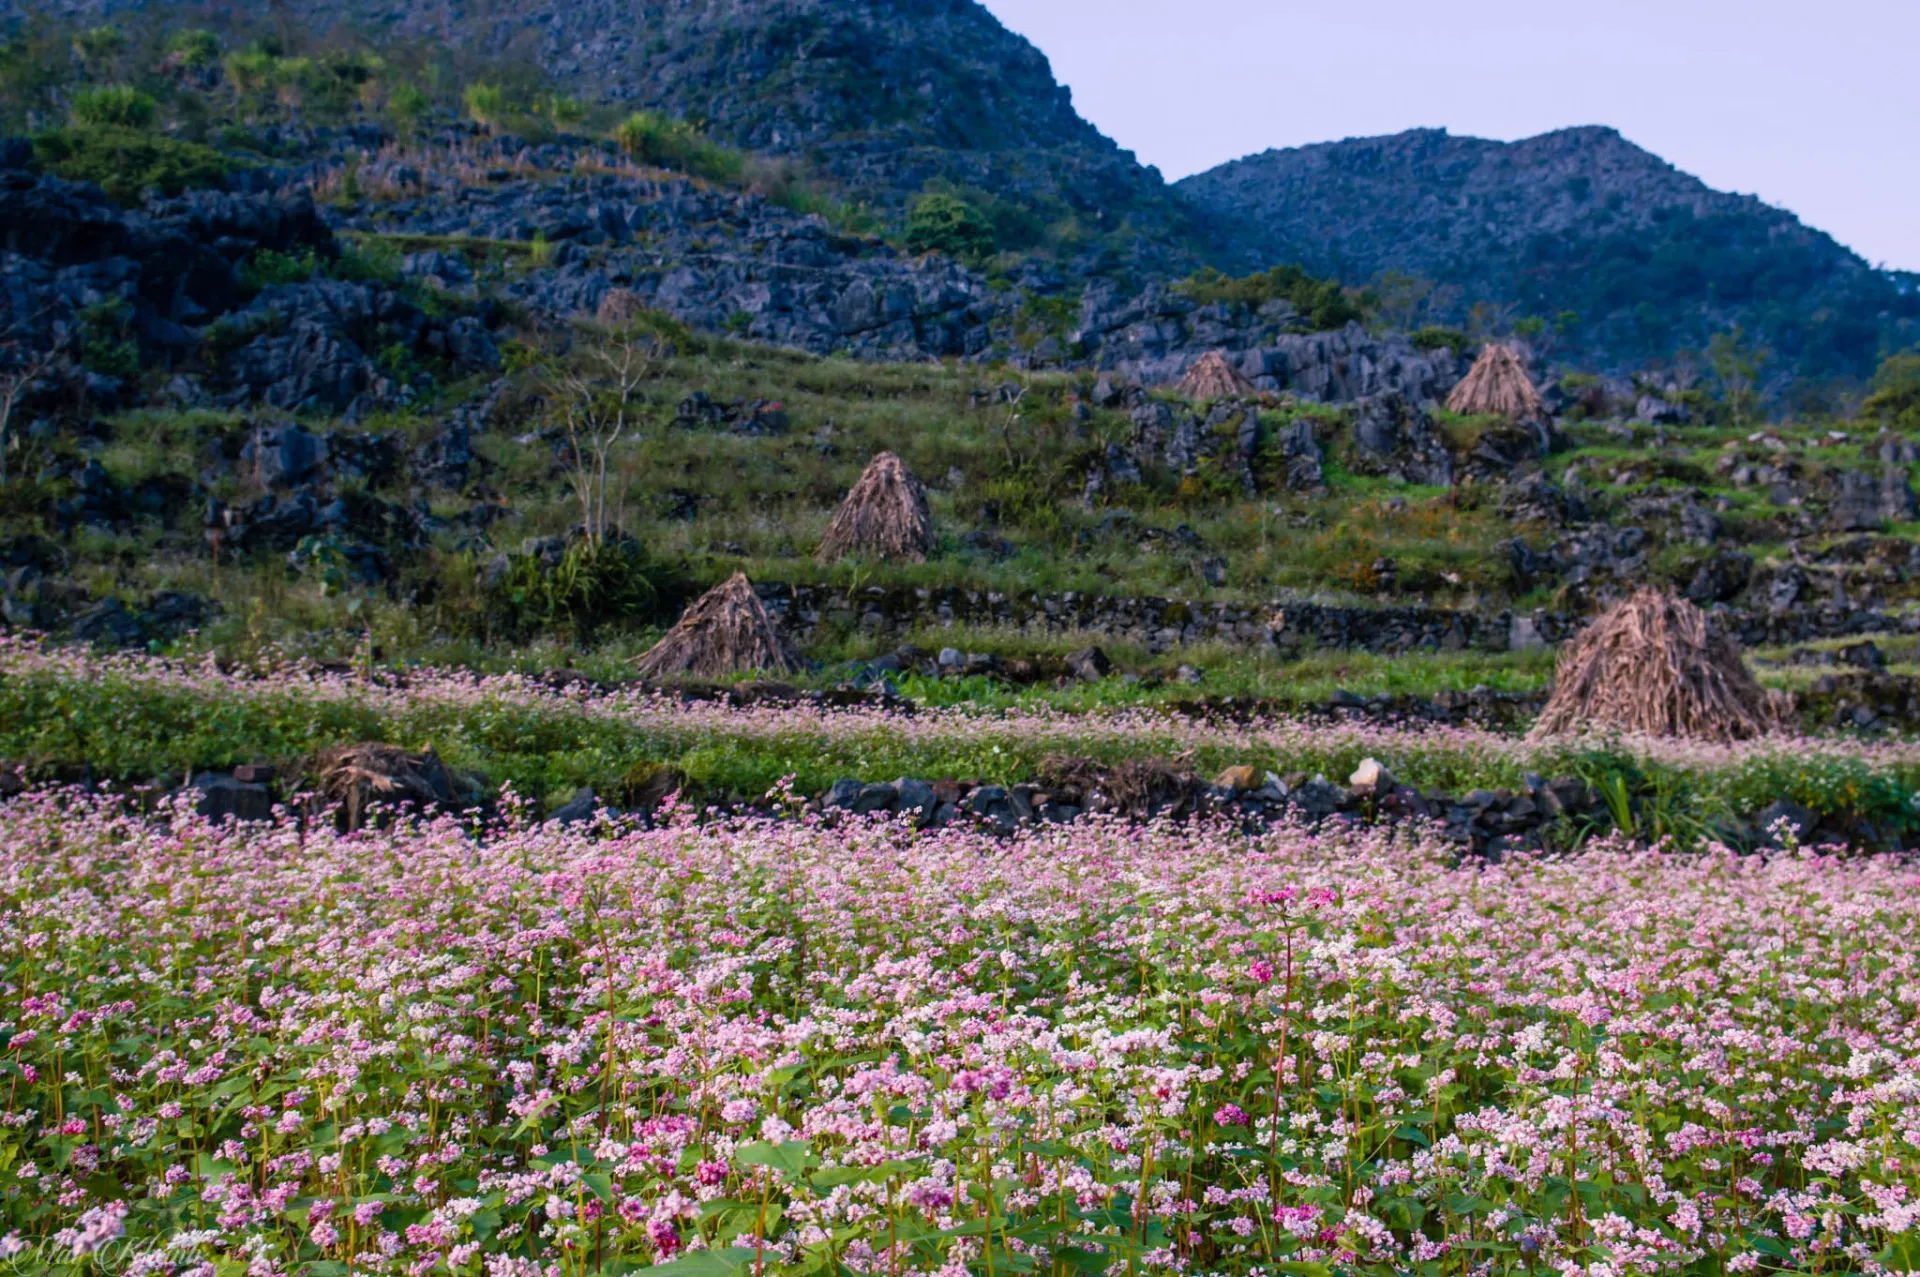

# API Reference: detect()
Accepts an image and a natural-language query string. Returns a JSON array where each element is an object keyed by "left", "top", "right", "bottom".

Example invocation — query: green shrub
[
  {"left": 464, "top": 83, "right": 508, "bottom": 131},
  {"left": 164, "top": 29, "right": 223, "bottom": 71},
  {"left": 904, "top": 193, "right": 996, "bottom": 261},
  {"left": 387, "top": 82, "right": 430, "bottom": 134},
  {"left": 240, "top": 247, "right": 317, "bottom": 293},
  {"left": 486, "top": 539, "right": 686, "bottom": 642},
  {"left": 77, "top": 299, "right": 138, "bottom": 381},
  {"left": 331, "top": 237, "right": 404, "bottom": 287},
  {"left": 1175, "top": 264, "right": 1369, "bottom": 331},
  {"left": 611, "top": 111, "right": 744, "bottom": 183},
  {"left": 69, "top": 85, "right": 157, "bottom": 130},
  {"left": 1410, "top": 326, "right": 1471, "bottom": 357},
  {"left": 34, "top": 125, "right": 232, "bottom": 204}
]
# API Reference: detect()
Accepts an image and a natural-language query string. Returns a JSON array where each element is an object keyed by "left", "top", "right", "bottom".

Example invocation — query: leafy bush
[
  {"left": 164, "top": 28, "right": 223, "bottom": 71},
  {"left": 387, "top": 82, "right": 430, "bottom": 134},
  {"left": 463, "top": 83, "right": 507, "bottom": 130},
  {"left": 1410, "top": 326, "right": 1471, "bottom": 357},
  {"left": 76, "top": 298, "right": 138, "bottom": 381},
  {"left": 34, "top": 124, "right": 231, "bottom": 204},
  {"left": 1176, "top": 264, "right": 1370, "bottom": 331},
  {"left": 904, "top": 192, "right": 996, "bottom": 261},
  {"left": 611, "top": 111, "right": 744, "bottom": 183},
  {"left": 69, "top": 84, "right": 156, "bottom": 130},
  {"left": 239, "top": 247, "right": 317, "bottom": 293},
  {"left": 486, "top": 539, "right": 686, "bottom": 641},
  {"left": 331, "top": 236, "right": 404, "bottom": 287}
]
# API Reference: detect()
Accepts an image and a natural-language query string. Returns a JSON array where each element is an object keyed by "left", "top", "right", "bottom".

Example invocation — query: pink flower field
[{"left": 2, "top": 792, "right": 1918, "bottom": 1276}]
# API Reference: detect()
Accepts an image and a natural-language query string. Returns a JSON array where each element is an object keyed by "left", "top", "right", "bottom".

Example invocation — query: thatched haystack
[
  {"left": 1529, "top": 590, "right": 1784, "bottom": 742},
  {"left": 1175, "top": 351, "right": 1257, "bottom": 402},
  {"left": 305, "top": 743, "right": 459, "bottom": 831},
  {"left": 632, "top": 573, "right": 801, "bottom": 679},
  {"left": 817, "top": 451, "right": 933, "bottom": 563},
  {"left": 1446, "top": 343, "right": 1548, "bottom": 422}
]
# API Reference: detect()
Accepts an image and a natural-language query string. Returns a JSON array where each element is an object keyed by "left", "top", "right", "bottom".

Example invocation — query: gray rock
[
  {"left": 549, "top": 787, "right": 600, "bottom": 826},
  {"left": 850, "top": 782, "right": 899, "bottom": 815},
  {"left": 191, "top": 773, "right": 274, "bottom": 823}
]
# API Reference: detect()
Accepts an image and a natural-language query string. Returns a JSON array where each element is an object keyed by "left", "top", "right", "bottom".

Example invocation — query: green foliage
[
  {"left": 70, "top": 24, "right": 126, "bottom": 77},
  {"left": 1176, "top": 264, "right": 1370, "bottom": 331},
  {"left": 544, "top": 94, "right": 587, "bottom": 129},
  {"left": 69, "top": 84, "right": 157, "bottom": 130},
  {"left": 164, "top": 28, "right": 223, "bottom": 71},
  {"left": 0, "top": 29, "right": 75, "bottom": 131},
  {"left": 240, "top": 248, "right": 318, "bottom": 293},
  {"left": 1706, "top": 327, "right": 1769, "bottom": 428},
  {"left": 904, "top": 193, "right": 997, "bottom": 261},
  {"left": 331, "top": 237, "right": 405, "bottom": 287},
  {"left": 1864, "top": 347, "right": 1920, "bottom": 427},
  {"left": 76, "top": 298, "right": 138, "bottom": 381},
  {"left": 1409, "top": 326, "right": 1471, "bottom": 357},
  {"left": 464, "top": 82, "right": 508, "bottom": 130},
  {"left": 387, "top": 81, "right": 431, "bottom": 134},
  {"left": 486, "top": 539, "right": 685, "bottom": 642},
  {"left": 612, "top": 111, "right": 745, "bottom": 183},
  {"left": 34, "top": 124, "right": 231, "bottom": 204}
]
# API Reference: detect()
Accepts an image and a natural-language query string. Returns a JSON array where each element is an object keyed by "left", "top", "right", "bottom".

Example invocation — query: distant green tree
[
  {"left": 905, "top": 193, "right": 997, "bottom": 261},
  {"left": 71, "top": 25, "right": 127, "bottom": 79},
  {"left": 387, "top": 82, "right": 430, "bottom": 136},
  {"left": 1864, "top": 348, "right": 1920, "bottom": 428},
  {"left": 463, "top": 83, "right": 508, "bottom": 131},
  {"left": 1707, "top": 327, "right": 1770, "bottom": 428},
  {"left": 164, "top": 29, "right": 222, "bottom": 71}
]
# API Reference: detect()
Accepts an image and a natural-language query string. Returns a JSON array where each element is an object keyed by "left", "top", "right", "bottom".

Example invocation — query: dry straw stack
[
  {"left": 1446, "top": 343, "right": 1548, "bottom": 422},
  {"left": 1529, "top": 589, "right": 1784, "bottom": 743},
  {"left": 1175, "top": 351, "right": 1258, "bottom": 401},
  {"left": 817, "top": 451, "right": 934, "bottom": 563},
  {"left": 632, "top": 573, "right": 801, "bottom": 679}
]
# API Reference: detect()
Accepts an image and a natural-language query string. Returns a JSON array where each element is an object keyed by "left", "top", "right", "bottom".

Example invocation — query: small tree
[
  {"left": 553, "top": 338, "right": 663, "bottom": 545},
  {"left": 1707, "top": 327, "right": 1770, "bottom": 428},
  {"left": 463, "top": 83, "right": 507, "bottom": 132},
  {"left": 387, "top": 82, "right": 430, "bottom": 137},
  {"left": 71, "top": 25, "right": 127, "bottom": 79},
  {"left": 905, "top": 193, "right": 996, "bottom": 261},
  {"left": 0, "top": 350, "right": 52, "bottom": 485},
  {"left": 1864, "top": 348, "right": 1920, "bottom": 428}
]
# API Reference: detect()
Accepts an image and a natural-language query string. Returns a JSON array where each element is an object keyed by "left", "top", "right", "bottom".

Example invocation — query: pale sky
[{"left": 979, "top": 0, "right": 1920, "bottom": 272}]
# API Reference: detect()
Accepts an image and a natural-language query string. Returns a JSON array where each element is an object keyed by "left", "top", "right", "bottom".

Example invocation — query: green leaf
[
  {"left": 646, "top": 1247, "right": 762, "bottom": 1277},
  {"left": 735, "top": 1139, "right": 818, "bottom": 1176}
]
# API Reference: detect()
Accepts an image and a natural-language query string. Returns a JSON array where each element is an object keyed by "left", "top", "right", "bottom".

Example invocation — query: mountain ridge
[
  {"left": 1178, "top": 125, "right": 1915, "bottom": 378},
  {"left": 1, "top": 0, "right": 1913, "bottom": 377}
]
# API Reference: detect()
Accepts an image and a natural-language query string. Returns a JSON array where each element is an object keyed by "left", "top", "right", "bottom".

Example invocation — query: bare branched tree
[
  {"left": 0, "top": 348, "right": 54, "bottom": 485},
  {"left": 553, "top": 337, "right": 663, "bottom": 545}
]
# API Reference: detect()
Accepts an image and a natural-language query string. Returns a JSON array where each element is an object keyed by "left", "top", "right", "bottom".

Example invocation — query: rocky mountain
[{"left": 1178, "top": 127, "right": 1919, "bottom": 380}]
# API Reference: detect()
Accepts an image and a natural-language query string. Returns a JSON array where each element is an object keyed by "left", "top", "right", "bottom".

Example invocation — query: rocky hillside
[
  {"left": 3, "top": 0, "right": 1213, "bottom": 277},
  {"left": 1179, "top": 127, "right": 1919, "bottom": 381}
]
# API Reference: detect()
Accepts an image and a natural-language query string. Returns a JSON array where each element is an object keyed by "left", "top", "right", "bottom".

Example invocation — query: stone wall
[{"left": 756, "top": 581, "right": 1913, "bottom": 656}]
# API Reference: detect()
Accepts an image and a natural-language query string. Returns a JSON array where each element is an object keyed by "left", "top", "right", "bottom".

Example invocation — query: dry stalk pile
[
  {"left": 1175, "top": 351, "right": 1258, "bottom": 402},
  {"left": 1530, "top": 589, "right": 1784, "bottom": 742},
  {"left": 1446, "top": 343, "right": 1548, "bottom": 421},
  {"left": 817, "top": 451, "right": 934, "bottom": 563},
  {"left": 632, "top": 573, "right": 801, "bottom": 679},
  {"left": 304, "top": 743, "right": 458, "bottom": 830}
]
